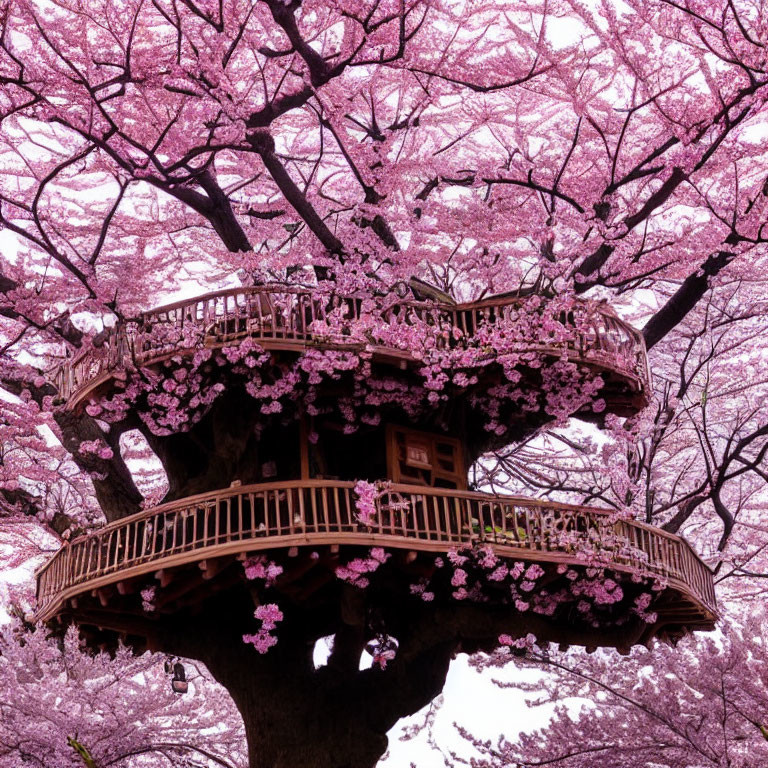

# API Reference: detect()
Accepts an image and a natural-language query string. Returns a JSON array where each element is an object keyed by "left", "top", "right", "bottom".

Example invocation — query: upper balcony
[
  {"left": 49, "top": 287, "right": 651, "bottom": 414},
  {"left": 34, "top": 480, "right": 716, "bottom": 650}
]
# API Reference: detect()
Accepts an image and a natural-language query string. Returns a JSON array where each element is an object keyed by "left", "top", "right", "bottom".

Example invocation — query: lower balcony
[{"left": 34, "top": 481, "right": 717, "bottom": 646}]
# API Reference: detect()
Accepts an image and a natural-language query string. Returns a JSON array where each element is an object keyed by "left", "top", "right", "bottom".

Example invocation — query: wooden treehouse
[{"left": 35, "top": 286, "right": 717, "bottom": 654}]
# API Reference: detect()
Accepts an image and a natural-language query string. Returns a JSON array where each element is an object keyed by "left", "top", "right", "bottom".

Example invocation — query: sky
[{"left": 384, "top": 656, "right": 556, "bottom": 765}]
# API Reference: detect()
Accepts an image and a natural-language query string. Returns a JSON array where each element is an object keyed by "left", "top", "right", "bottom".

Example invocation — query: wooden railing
[
  {"left": 34, "top": 481, "right": 716, "bottom": 622},
  {"left": 49, "top": 287, "right": 651, "bottom": 407}
]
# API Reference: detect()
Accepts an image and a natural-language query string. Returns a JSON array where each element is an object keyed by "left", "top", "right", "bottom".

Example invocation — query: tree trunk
[
  {"left": 145, "top": 588, "right": 459, "bottom": 768},
  {"left": 209, "top": 635, "right": 455, "bottom": 768},
  {"left": 226, "top": 659, "right": 391, "bottom": 768},
  {"left": 134, "top": 580, "right": 649, "bottom": 768}
]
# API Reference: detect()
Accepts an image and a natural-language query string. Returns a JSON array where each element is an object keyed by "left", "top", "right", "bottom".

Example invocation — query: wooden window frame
[{"left": 386, "top": 425, "right": 466, "bottom": 489}]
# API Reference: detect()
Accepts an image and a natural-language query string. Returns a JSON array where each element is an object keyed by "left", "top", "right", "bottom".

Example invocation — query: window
[{"left": 386, "top": 426, "right": 466, "bottom": 489}]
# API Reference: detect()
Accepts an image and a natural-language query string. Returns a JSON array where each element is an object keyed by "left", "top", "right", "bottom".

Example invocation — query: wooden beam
[
  {"left": 154, "top": 569, "right": 174, "bottom": 588},
  {"left": 199, "top": 558, "right": 227, "bottom": 580},
  {"left": 116, "top": 580, "right": 137, "bottom": 595},
  {"left": 172, "top": 570, "right": 245, "bottom": 612},
  {"left": 299, "top": 414, "right": 310, "bottom": 480},
  {"left": 73, "top": 609, "right": 160, "bottom": 643},
  {"left": 92, "top": 588, "right": 111, "bottom": 607},
  {"left": 153, "top": 572, "right": 206, "bottom": 610}
]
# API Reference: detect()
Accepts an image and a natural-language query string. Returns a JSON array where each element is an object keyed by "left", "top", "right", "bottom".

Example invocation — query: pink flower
[
  {"left": 243, "top": 556, "right": 284, "bottom": 586},
  {"left": 509, "top": 561, "right": 525, "bottom": 580},
  {"left": 353, "top": 480, "right": 378, "bottom": 525},
  {"left": 243, "top": 603, "right": 284, "bottom": 653},
  {"left": 525, "top": 564, "right": 545, "bottom": 580},
  {"left": 634, "top": 592, "right": 652, "bottom": 611},
  {"left": 370, "top": 547, "right": 389, "bottom": 563},
  {"left": 254, "top": 603, "right": 283, "bottom": 630},
  {"left": 243, "top": 631, "right": 278, "bottom": 654},
  {"left": 451, "top": 568, "right": 468, "bottom": 587},
  {"left": 141, "top": 587, "right": 156, "bottom": 612},
  {"left": 488, "top": 565, "right": 509, "bottom": 581},
  {"left": 477, "top": 546, "right": 498, "bottom": 569},
  {"left": 447, "top": 549, "right": 469, "bottom": 566}
]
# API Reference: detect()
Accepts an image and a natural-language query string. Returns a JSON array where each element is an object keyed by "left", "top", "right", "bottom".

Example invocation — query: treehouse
[{"left": 35, "top": 285, "right": 716, "bottom": 657}]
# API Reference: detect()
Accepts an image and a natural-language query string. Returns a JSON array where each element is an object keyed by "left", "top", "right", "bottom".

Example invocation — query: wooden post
[{"left": 299, "top": 414, "right": 310, "bottom": 480}]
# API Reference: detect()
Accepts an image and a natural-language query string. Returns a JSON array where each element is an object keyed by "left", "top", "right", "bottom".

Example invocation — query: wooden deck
[
  {"left": 49, "top": 287, "right": 651, "bottom": 410},
  {"left": 35, "top": 481, "right": 716, "bottom": 630}
]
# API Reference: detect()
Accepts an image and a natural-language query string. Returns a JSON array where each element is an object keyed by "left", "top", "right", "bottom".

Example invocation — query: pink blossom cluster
[
  {"left": 444, "top": 547, "right": 549, "bottom": 602},
  {"left": 541, "top": 361, "right": 605, "bottom": 425},
  {"left": 395, "top": 543, "right": 666, "bottom": 638},
  {"left": 409, "top": 580, "right": 435, "bottom": 602},
  {"left": 243, "top": 603, "right": 284, "bottom": 654},
  {"left": 632, "top": 592, "right": 658, "bottom": 624},
  {"left": 498, "top": 632, "right": 537, "bottom": 651},
  {"left": 85, "top": 292, "right": 620, "bottom": 442},
  {"left": 335, "top": 547, "right": 391, "bottom": 589},
  {"left": 243, "top": 555, "right": 284, "bottom": 586},
  {"left": 94, "top": 357, "right": 227, "bottom": 435},
  {"left": 353, "top": 480, "right": 380, "bottom": 525},
  {"left": 570, "top": 575, "right": 624, "bottom": 606},
  {"left": 76, "top": 439, "right": 114, "bottom": 460},
  {"left": 140, "top": 586, "right": 156, "bottom": 612}
]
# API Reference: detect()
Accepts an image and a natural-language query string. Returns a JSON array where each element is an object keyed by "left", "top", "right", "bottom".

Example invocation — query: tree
[
  {"left": 1, "top": 0, "right": 767, "bottom": 767},
  {"left": 458, "top": 608, "right": 768, "bottom": 768},
  {"left": 481, "top": 285, "right": 768, "bottom": 554},
  {"left": 0, "top": 620, "right": 245, "bottom": 768},
  {"left": 2, "top": 0, "right": 766, "bottom": 529},
  {"left": 0, "top": 525, "right": 245, "bottom": 768}
]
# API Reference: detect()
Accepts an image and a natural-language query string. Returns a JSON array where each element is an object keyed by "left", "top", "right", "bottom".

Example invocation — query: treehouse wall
[
  {"left": 138, "top": 384, "right": 470, "bottom": 503},
  {"left": 143, "top": 389, "right": 303, "bottom": 502}
]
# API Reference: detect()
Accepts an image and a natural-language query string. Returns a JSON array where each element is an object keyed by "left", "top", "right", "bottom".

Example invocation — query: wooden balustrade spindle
[{"left": 33, "top": 481, "right": 715, "bottom": 626}]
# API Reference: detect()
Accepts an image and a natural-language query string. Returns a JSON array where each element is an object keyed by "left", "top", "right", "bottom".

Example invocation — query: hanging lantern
[{"left": 171, "top": 661, "right": 188, "bottom": 694}]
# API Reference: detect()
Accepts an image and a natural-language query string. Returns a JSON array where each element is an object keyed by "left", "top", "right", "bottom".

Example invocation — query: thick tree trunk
[
  {"left": 129, "top": 579, "right": 648, "bottom": 768},
  {"left": 223, "top": 656, "right": 391, "bottom": 768},
  {"left": 147, "top": 588, "right": 456, "bottom": 768},
  {"left": 210, "top": 637, "right": 455, "bottom": 768}
]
